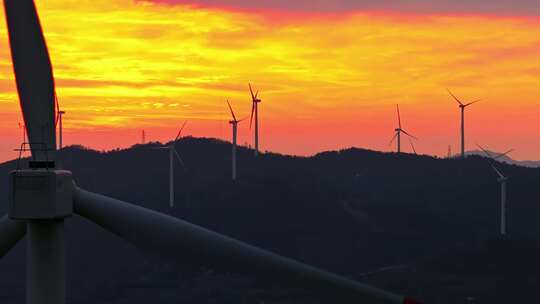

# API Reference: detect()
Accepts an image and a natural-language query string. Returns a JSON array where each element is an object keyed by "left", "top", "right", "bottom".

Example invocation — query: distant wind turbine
[
  {"left": 448, "top": 89, "right": 480, "bottom": 159},
  {"left": 227, "top": 100, "right": 245, "bottom": 181},
  {"left": 477, "top": 144, "right": 514, "bottom": 236},
  {"left": 153, "top": 121, "right": 187, "bottom": 208},
  {"left": 389, "top": 104, "right": 417, "bottom": 153},
  {"left": 58, "top": 110, "right": 65, "bottom": 149},
  {"left": 249, "top": 83, "right": 261, "bottom": 156}
]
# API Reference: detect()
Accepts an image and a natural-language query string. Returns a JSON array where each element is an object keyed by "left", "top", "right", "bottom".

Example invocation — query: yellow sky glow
[{"left": 0, "top": 0, "right": 539, "bottom": 161}]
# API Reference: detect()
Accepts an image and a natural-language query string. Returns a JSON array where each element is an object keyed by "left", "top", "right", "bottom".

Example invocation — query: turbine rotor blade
[
  {"left": 389, "top": 132, "right": 398, "bottom": 146},
  {"left": 73, "top": 187, "right": 406, "bottom": 304},
  {"left": 476, "top": 143, "right": 494, "bottom": 159},
  {"left": 174, "top": 121, "right": 188, "bottom": 141},
  {"left": 396, "top": 104, "right": 402, "bottom": 129},
  {"left": 172, "top": 147, "right": 185, "bottom": 167},
  {"left": 0, "top": 215, "right": 26, "bottom": 259},
  {"left": 249, "top": 102, "right": 255, "bottom": 129},
  {"left": 5, "top": 0, "right": 57, "bottom": 157},
  {"left": 401, "top": 129, "right": 417, "bottom": 140},
  {"left": 447, "top": 89, "right": 464, "bottom": 106},
  {"left": 494, "top": 149, "right": 514, "bottom": 160},
  {"left": 408, "top": 137, "right": 417, "bottom": 155},
  {"left": 464, "top": 99, "right": 481, "bottom": 107},
  {"left": 226, "top": 99, "right": 237, "bottom": 122},
  {"left": 490, "top": 164, "right": 505, "bottom": 179},
  {"left": 249, "top": 83, "right": 255, "bottom": 100}
]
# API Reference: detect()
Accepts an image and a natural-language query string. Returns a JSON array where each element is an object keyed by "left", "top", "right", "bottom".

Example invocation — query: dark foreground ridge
[{"left": 1, "top": 137, "right": 540, "bottom": 303}]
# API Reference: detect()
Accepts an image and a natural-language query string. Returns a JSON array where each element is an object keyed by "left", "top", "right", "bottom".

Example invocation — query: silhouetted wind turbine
[
  {"left": 249, "top": 83, "right": 261, "bottom": 156},
  {"left": 477, "top": 144, "right": 514, "bottom": 236},
  {"left": 227, "top": 100, "right": 244, "bottom": 181},
  {"left": 389, "top": 104, "right": 417, "bottom": 153},
  {"left": 448, "top": 89, "right": 480, "bottom": 159},
  {"left": 154, "top": 121, "right": 187, "bottom": 208},
  {"left": 0, "top": 2, "right": 416, "bottom": 304}
]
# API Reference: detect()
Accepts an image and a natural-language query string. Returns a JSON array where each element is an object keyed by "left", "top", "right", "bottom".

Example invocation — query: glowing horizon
[{"left": 0, "top": 0, "right": 539, "bottom": 162}]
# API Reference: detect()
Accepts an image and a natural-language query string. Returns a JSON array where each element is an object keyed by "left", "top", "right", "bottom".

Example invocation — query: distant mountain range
[
  {"left": 465, "top": 150, "right": 540, "bottom": 168},
  {"left": 1, "top": 137, "right": 540, "bottom": 303}
]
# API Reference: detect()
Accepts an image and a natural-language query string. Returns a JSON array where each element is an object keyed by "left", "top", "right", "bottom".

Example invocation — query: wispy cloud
[{"left": 142, "top": 0, "right": 540, "bottom": 15}]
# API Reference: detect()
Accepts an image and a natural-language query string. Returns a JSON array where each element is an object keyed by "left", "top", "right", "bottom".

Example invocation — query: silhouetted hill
[{"left": 1, "top": 137, "right": 540, "bottom": 303}]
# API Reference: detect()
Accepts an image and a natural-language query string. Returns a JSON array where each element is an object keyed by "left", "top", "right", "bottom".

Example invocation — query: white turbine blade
[
  {"left": 476, "top": 143, "right": 494, "bottom": 159},
  {"left": 464, "top": 99, "right": 481, "bottom": 107},
  {"left": 408, "top": 137, "right": 417, "bottom": 155},
  {"left": 249, "top": 102, "right": 255, "bottom": 129},
  {"left": 388, "top": 132, "right": 398, "bottom": 146},
  {"left": 490, "top": 164, "right": 505, "bottom": 179},
  {"left": 494, "top": 149, "right": 514, "bottom": 160},
  {"left": 447, "top": 89, "right": 464, "bottom": 106},
  {"left": 249, "top": 83, "right": 256, "bottom": 100},
  {"left": 0, "top": 215, "right": 26, "bottom": 259},
  {"left": 401, "top": 129, "right": 417, "bottom": 140},
  {"left": 226, "top": 99, "right": 237, "bottom": 122},
  {"left": 396, "top": 104, "right": 402, "bottom": 129},
  {"left": 5, "top": 0, "right": 57, "bottom": 157},
  {"left": 172, "top": 147, "right": 185, "bottom": 167},
  {"left": 73, "top": 187, "right": 408, "bottom": 304},
  {"left": 174, "top": 120, "right": 188, "bottom": 141}
]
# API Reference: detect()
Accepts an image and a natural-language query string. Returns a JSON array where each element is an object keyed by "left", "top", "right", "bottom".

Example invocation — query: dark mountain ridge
[{"left": 1, "top": 137, "right": 540, "bottom": 303}]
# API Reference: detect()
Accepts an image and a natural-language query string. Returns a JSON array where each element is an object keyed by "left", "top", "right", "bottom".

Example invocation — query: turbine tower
[
  {"left": 477, "top": 144, "right": 513, "bottom": 236},
  {"left": 448, "top": 89, "right": 480, "bottom": 159},
  {"left": 58, "top": 110, "right": 65, "bottom": 149},
  {"left": 390, "top": 104, "right": 417, "bottom": 153},
  {"left": 227, "top": 100, "right": 244, "bottom": 181},
  {"left": 0, "top": 2, "right": 417, "bottom": 304},
  {"left": 249, "top": 83, "right": 261, "bottom": 156},
  {"left": 153, "top": 121, "right": 187, "bottom": 208}
]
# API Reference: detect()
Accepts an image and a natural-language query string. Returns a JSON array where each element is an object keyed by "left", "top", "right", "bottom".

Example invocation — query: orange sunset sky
[{"left": 1, "top": 0, "right": 540, "bottom": 161}]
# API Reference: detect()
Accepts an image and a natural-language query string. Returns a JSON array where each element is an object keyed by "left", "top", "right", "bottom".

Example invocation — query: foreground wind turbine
[
  {"left": 227, "top": 100, "right": 244, "bottom": 181},
  {"left": 448, "top": 89, "right": 480, "bottom": 159},
  {"left": 390, "top": 104, "right": 417, "bottom": 153},
  {"left": 477, "top": 144, "right": 513, "bottom": 236},
  {"left": 249, "top": 83, "right": 261, "bottom": 156},
  {"left": 153, "top": 121, "right": 187, "bottom": 208},
  {"left": 0, "top": 2, "right": 418, "bottom": 304}
]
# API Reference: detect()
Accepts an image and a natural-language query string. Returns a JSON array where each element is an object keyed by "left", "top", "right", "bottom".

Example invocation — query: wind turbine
[
  {"left": 227, "top": 100, "right": 244, "bottom": 181},
  {"left": 0, "top": 2, "right": 417, "bottom": 304},
  {"left": 249, "top": 83, "right": 261, "bottom": 156},
  {"left": 389, "top": 104, "right": 417, "bottom": 153},
  {"left": 153, "top": 121, "right": 187, "bottom": 208},
  {"left": 448, "top": 89, "right": 480, "bottom": 159},
  {"left": 477, "top": 144, "right": 513, "bottom": 236}
]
